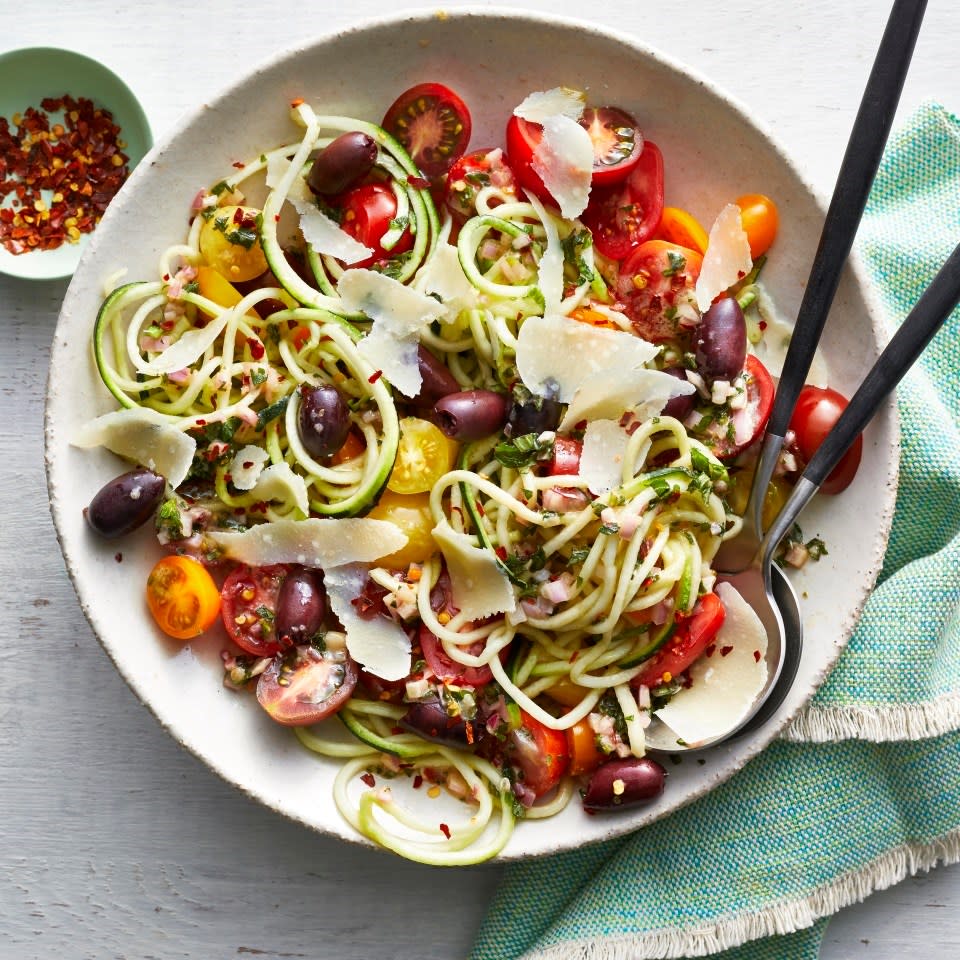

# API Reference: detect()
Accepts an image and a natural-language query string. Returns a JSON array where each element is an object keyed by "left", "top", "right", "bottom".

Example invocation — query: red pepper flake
[
  {"left": 465, "top": 724, "right": 475, "bottom": 746},
  {"left": 360, "top": 772, "right": 376, "bottom": 788},
  {"left": 720, "top": 645, "right": 734, "bottom": 657},
  {"left": 494, "top": 546, "right": 507, "bottom": 561},
  {"left": 274, "top": 214, "right": 281, "bottom": 222},
  {"left": 196, "top": 419, "right": 207, "bottom": 426},
  {"left": 407, "top": 174, "right": 430, "bottom": 189},
  {"left": 232, "top": 161, "right": 245, "bottom": 170},
  {"left": 439, "top": 823, "right": 451, "bottom": 839},
  {"left": 290, "top": 97, "right": 305, "bottom": 108},
  {"left": 0, "top": 94, "right": 131, "bottom": 255},
  {"left": 758, "top": 320, "right": 768, "bottom": 331},
  {"left": 247, "top": 337, "right": 265, "bottom": 360},
  {"left": 753, "top": 649, "right": 762, "bottom": 663},
  {"left": 242, "top": 461, "right": 254, "bottom": 469},
  {"left": 114, "top": 552, "right": 123, "bottom": 563},
  {"left": 705, "top": 643, "right": 717, "bottom": 658},
  {"left": 412, "top": 774, "right": 424, "bottom": 789},
  {"left": 474, "top": 500, "right": 485, "bottom": 517},
  {"left": 368, "top": 369, "right": 383, "bottom": 384}
]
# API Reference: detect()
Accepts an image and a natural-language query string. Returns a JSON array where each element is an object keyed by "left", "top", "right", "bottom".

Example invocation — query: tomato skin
[
  {"left": 548, "top": 437, "right": 583, "bottom": 475},
  {"left": 382, "top": 82, "right": 472, "bottom": 179},
  {"left": 655, "top": 206, "right": 709, "bottom": 255},
  {"left": 566, "top": 717, "right": 605, "bottom": 776},
  {"left": 257, "top": 645, "right": 358, "bottom": 726},
  {"left": 788, "top": 385, "right": 862, "bottom": 494},
  {"left": 616, "top": 239, "right": 703, "bottom": 342},
  {"left": 220, "top": 563, "right": 290, "bottom": 657},
  {"left": 582, "top": 141, "right": 665, "bottom": 260},
  {"left": 336, "top": 182, "right": 413, "bottom": 268},
  {"left": 146, "top": 555, "right": 221, "bottom": 641},
  {"left": 419, "top": 622, "right": 494, "bottom": 688},
  {"left": 366, "top": 490, "right": 437, "bottom": 569},
  {"left": 507, "top": 711, "right": 570, "bottom": 798},
  {"left": 736, "top": 193, "right": 779, "bottom": 259},
  {"left": 691, "top": 354, "right": 775, "bottom": 460},
  {"left": 444, "top": 147, "right": 517, "bottom": 220},
  {"left": 635, "top": 592, "right": 726, "bottom": 688}
]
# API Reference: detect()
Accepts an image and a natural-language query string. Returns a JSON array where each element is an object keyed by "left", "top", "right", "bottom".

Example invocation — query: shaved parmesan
[
  {"left": 525, "top": 193, "right": 563, "bottom": 314},
  {"left": 229, "top": 445, "right": 269, "bottom": 491},
  {"left": 324, "top": 564, "right": 411, "bottom": 680},
  {"left": 580, "top": 420, "right": 631, "bottom": 494},
  {"left": 559, "top": 366, "right": 694, "bottom": 432},
  {"left": 531, "top": 114, "right": 594, "bottom": 219},
  {"left": 247, "top": 463, "right": 310, "bottom": 516},
  {"left": 695, "top": 203, "right": 753, "bottom": 311},
  {"left": 514, "top": 87, "right": 585, "bottom": 123},
  {"left": 431, "top": 524, "right": 516, "bottom": 620},
  {"left": 414, "top": 243, "right": 478, "bottom": 319},
  {"left": 208, "top": 517, "right": 407, "bottom": 567},
  {"left": 338, "top": 268, "right": 447, "bottom": 397},
  {"left": 73, "top": 408, "right": 196, "bottom": 489},
  {"left": 650, "top": 582, "right": 769, "bottom": 747},
  {"left": 516, "top": 313, "right": 659, "bottom": 403},
  {"left": 267, "top": 154, "right": 373, "bottom": 264}
]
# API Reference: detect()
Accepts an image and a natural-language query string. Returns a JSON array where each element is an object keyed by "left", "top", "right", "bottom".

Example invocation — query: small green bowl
[{"left": 0, "top": 47, "right": 152, "bottom": 281}]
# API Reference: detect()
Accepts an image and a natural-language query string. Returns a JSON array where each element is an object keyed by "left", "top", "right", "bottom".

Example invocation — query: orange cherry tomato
[
  {"left": 656, "top": 206, "right": 709, "bottom": 255},
  {"left": 736, "top": 193, "right": 779, "bottom": 259},
  {"left": 566, "top": 717, "right": 605, "bottom": 776},
  {"left": 146, "top": 555, "right": 221, "bottom": 640},
  {"left": 330, "top": 427, "right": 366, "bottom": 465}
]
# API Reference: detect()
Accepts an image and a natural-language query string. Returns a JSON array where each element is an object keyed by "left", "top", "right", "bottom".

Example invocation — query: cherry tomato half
[
  {"left": 635, "top": 591, "right": 726, "bottom": 688},
  {"left": 581, "top": 141, "right": 665, "bottom": 260},
  {"left": 580, "top": 106, "right": 644, "bottom": 186},
  {"left": 566, "top": 716, "right": 605, "bottom": 776},
  {"left": 548, "top": 436, "right": 583, "bottom": 475},
  {"left": 788, "top": 385, "right": 862, "bottom": 494},
  {"left": 257, "top": 645, "right": 359, "bottom": 726},
  {"left": 616, "top": 238, "right": 703, "bottom": 342},
  {"left": 387, "top": 416, "right": 457, "bottom": 494},
  {"left": 366, "top": 490, "right": 437, "bottom": 569},
  {"left": 335, "top": 182, "right": 413, "bottom": 268},
  {"left": 146, "top": 555, "right": 221, "bottom": 641},
  {"left": 736, "top": 193, "right": 779, "bottom": 259},
  {"left": 220, "top": 563, "right": 289, "bottom": 657},
  {"left": 444, "top": 147, "right": 518, "bottom": 221},
  {"left": 507, "top": 710, "right": 570, "bottom": 798},
  {"left": 655, "top": 206, "right": 709, "bottom": 255},
  {"left": 382, "top": 82, "right": 472, "bottom": 180},
  {"left": 690, "top": 354, "right": 775, "bottom": 460}
]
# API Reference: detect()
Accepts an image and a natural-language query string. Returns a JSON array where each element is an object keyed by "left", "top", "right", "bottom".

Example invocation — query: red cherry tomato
[
  {"left": 444, "top": 147, "right": 518, "bottom": 220},
  {"left": 382, "top": 82, "right": 472, "bottom": 180},
  {"left": 419, "top": 622, "right": 494, "bottom": 688},
  {"left": 788, "top": 385, "right": 862, "bottom": 494},
  {"left": 336, "top": 182, "right": 413, "bottom": 268},
  {"left": 504, "top": 113, "right": 553, "bottom": 204},
  {"left": 615, "top": 238, "right": 703, "bottom": 342},
  {"left": 256, "top": 645, "right": 359, "bottom": 726},
  {"left": 691, "top": 354, "right": 775, "bottom": 461},
  {"left": 580, "top": 105, "right": 644, "bottom": 186},
  {"left": 507, "top": 710, "right": 570, "bottom": 798},
  {"left": 548, "top": 436, "right": 583, "bottom": 475},
  {"left": 581, "top": 141, "right": 665, "bottom": 260},
  {"left": 635, "top": 592, "right": 726, "bottom": 688},
  {"left": 220, "top": 563, "right": 290, "bottom": 657}
]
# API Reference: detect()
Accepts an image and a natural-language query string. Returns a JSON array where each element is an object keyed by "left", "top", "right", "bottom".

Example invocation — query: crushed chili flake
[
  {"left": 368, "top": 369, "right": 383, "bottom": 384},
  {"left": 360, "top": 772, "right": 376, "bottom": 788},
  {"left": 412, "top": 774, "right": 424, "bottom": 789},
  {"left": 753, "top": 649, "right": 762, "bottom": 663},
  {"left": 0, "top": 94, "right": 131, "bottom": 255},
  {"left": 719, "top": 645, "right": 734, "bottom": 657},
  {"left": 705, "top": 643, "right": 717, "bottom": 658},
  {"left": 439, "top": 823, "right": 451, "bottom": 839},
  {"left": 114, "top": 552, "right": 123, "bottom": 563}
]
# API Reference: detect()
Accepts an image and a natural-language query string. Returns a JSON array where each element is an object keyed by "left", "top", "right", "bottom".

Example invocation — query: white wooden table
[{"left": 3, "top": 2, "right": 959, "bottom": 957}]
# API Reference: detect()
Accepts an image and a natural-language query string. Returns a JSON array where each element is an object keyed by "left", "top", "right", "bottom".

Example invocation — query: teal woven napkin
[{"left": 471, "top": 101, "right": 960, "bottom": 960}]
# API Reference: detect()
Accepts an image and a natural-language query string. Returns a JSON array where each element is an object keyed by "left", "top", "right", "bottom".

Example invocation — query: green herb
[
  {"left": 494, "top": 432, "right": 553, "bottom": 469},
  {"left": 183, "top": 280, "right": 199, "bottom": 294},
  {"left": 310, "top": 633, "right": 327, "bottom": 652},
  {"left": 662, "top": 251, "right": 687, "bottom": 277},
  {"left": 597, "top": 690, "right": 629, "bottom": 742},
  {"left": 251, "top": 367, "right": 268, "bottom": 387},
  {"left": 370, "top": 250, "right": 415, "bottom": 280},
  {"left": 388, "top": 215, "right": 410, "bottom": 233},
  {"left": 599, "top": 522, "right": 620, "bottom": 535},
  {"left": 155, "top": 497, "right": 184, "bottom": 539},
  {"left": 567, "top": 547, "right": 591, "bottom": 566},
  {"left": 210, "top": 180, "right": 233, "bottom": 197},
  {"left": 806, "top": 537, "right": 828, "bottom": 560},
  {"left": 256, "top": 605, "right": 275, "bottom": 627},
  {"left": 256, "top": 396, "right": 289, "bottom": 431},
  {"left": 561, "top": 228, "right": 595, "bottom": 285}
]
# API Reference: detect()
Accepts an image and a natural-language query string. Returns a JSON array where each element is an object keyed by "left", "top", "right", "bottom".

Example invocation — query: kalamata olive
[
  {"left": 432, "top": 390, "right": 510, "bottom": 441},
  {"left": 505, "top": 397, "right": 562, "bottom": 438},
  {"left": 276, "top": 568, "right": 327, "bottom": 646},
  {"left": 582, "top": 756, "right": 666, "bottom": 812},
  {"left": 694, "top": 297, "right": 747, "bottom": 384},
  {"left": 411, "top": 345, "right": 461, "bottom": 406},
  {"left": 84, "top": 468, "right": 166, "bottom": 539},
  {"left": 400, "top": 696, "right": 480, "bottom": 748},
  {"left": 306, "top": 131, "right": 378, "bottom": 197},
  {"left": 298, "top": 384, "right": 351, "bottom": 460},
  {"left": 660, "top": 366, "right": 697, "bottom": 421}
]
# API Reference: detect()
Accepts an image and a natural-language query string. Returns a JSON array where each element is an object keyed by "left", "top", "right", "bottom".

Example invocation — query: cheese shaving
[
  {"left": 73, "top": 408, "right": 196, "bottom": 489},
  {"left": 531, "top": 114, "right": 594, "bottom": 219},
  {"left": 514, "top": 87, "right": 586, "bottom": 123},
  {"left": 246, "top": 463, "right": 310, "bottom": 516},
  {"left": 431, "top": 524, "right": 517, "bottom": 620},
  {"left": 413, "top": 242, "right": 478, "bottom": 320},
  {"left": 695, "top": 203, "right": 753, "bottom": 311},
  {"left": 229, "top": 445, "right": 269, "bottom": 491},
  {"left": 579, "top": 420, "right": 631, "bottom": 494}
]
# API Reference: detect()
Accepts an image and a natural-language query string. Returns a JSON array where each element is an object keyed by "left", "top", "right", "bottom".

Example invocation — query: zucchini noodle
[{"left": 85, "top": 91, "right": 774, "bottom": 867}]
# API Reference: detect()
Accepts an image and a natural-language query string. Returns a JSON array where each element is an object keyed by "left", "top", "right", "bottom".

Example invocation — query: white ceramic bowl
[{"left": 45, "top": 9, "right": 897, "bottom": 860}]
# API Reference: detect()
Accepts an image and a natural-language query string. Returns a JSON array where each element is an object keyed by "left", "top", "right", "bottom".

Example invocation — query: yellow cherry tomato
[
  {"left": 736, "top": 193, "right": 779, "bottom": 259},
  {"left": 198, "top": 204, "right": 268, "bottom": 282},
  {"left": 146, "top": 555, "right": 221, "bottom": 640},
  {"left": 656, "top": 206, "right": 709, "bottom": 255},
  {"left": 387, "top": 417, "right": 457, "bottom": 495},
  {"left": 196, "top": 264, "right": 261, "bottom": 319},
  {"left": 366, "top": 490, "right": 437, "bottom": 569}
]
